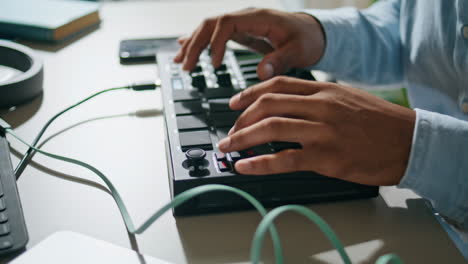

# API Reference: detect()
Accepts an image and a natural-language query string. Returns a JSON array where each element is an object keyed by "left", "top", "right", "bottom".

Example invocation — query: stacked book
[{"left": 0, "top": 0, "right": 101, "bottom": 42}]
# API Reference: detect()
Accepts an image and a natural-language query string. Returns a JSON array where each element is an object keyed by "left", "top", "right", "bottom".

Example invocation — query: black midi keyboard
[{"left": 157, "top": 49, "right": 378, "bottom": 216}]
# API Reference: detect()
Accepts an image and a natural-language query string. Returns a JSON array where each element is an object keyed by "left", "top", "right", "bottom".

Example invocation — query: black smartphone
[{"left": 119, "top": 37, "right": 180, "bottom": 64}]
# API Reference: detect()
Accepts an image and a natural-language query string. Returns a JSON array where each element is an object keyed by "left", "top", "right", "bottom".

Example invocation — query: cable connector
[
  {"left": 128, "top": 80, "right": 160, "bottom": 91},
  {"left": 0, "top": 118, "right": 11, "bottom": 135},
  {"left": 0, "top": 118, "right": 11, "bottom": 130}
]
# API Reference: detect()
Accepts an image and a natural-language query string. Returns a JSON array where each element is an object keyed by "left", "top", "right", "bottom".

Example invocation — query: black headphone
[{"left": 0, "top": 40, "right": 43, "bottom": 109}]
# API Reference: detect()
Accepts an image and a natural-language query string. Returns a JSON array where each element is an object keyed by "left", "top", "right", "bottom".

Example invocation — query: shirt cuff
[
  {"left": 399, "top": 109, "right": 468, "bottom": 229},
  {"left": 302, "top": 8, "right": 360, "bottom": 72}
]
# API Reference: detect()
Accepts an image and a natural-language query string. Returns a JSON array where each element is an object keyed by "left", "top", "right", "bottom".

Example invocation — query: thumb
[{"left": 256, "top": 43, "right": 294, "bottom": 80}]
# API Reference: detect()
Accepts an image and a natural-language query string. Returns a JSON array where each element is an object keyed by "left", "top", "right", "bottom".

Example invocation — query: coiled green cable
[
  {"left": 5, "top": 127, "right": 404, "bottom": 264},
  {"left": 252, "top": 205, "right": 403, "bottom": 264},
  {"left": 4, "top": 127, "right": 284, "bottom": 263},
  {"left": 1, "top": 84, "right": 403, "bottom": 263},
  {"left": 251, "top": 205, "right": 352, "bottom": 264}
]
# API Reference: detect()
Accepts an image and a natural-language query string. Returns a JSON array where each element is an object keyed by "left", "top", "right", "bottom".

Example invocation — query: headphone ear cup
[{"left": 0, "top": 40, "right": 43, "bottom": 108}]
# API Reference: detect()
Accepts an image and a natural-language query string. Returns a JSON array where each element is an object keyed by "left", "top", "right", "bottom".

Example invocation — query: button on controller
[{"left": 184, "top": 148, "right": 209, "bottom": 177}]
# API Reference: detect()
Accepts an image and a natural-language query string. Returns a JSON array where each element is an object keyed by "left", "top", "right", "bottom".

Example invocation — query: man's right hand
[{"left": 173, "top": 8, "right": 326, "bottom": 80}]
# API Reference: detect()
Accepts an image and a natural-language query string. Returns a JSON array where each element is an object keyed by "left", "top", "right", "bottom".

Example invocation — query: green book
[{"left": 0, "top": 0, "right": 100, "bottom": 42}]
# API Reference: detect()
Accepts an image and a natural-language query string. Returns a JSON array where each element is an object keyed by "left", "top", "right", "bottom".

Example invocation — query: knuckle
[
  {"left": 241, "top": 86, "right": 255, "bottom": 100},
  {"left": 263, "top": 117, "right": 283, "bottom": 132},
  {"left": 257, "top": 93, "right": 277, "bottom": 106},
  {"left": 309, "top": 94, "right": 331, "bottom": 109},
  {"left": 218, "top": 14, "right": 233, "bottom": 26},
  {"left": 230, "top": 131, "right": 246, "bottom": 148},
  {"left": 270, "top": 76, "right": 289, "bottom": 88},
  {"left": 201, "top": 17, "right": 215, "bottom": 27},
  {"left": 255, "top": 8, "right": 271, "bottom": 17}
]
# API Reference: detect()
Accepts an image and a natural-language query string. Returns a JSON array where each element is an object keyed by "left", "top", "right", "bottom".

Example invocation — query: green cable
[
  {"left": 4, "top": 126, "right": 405, "bottom": 263},
  {"left": 4, "top": 128, "right": 284, "bottom": 263},
  {"left": 376, "top": 254, "right": 404, "bottom": 264},
  {"left": 14, "top": 87, "right": 130, "bottom": 178},
  {"left": 3, "top": 84, "right": 403, "bottom": 264},
  {"left": 251, "top": 205, "right": 403, "bottom": 264},
  {"left": 251, "top": 205, "right": 352, "bottom": 264}
]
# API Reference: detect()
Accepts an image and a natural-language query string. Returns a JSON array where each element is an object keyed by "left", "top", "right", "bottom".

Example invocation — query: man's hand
[
  {"left": 218, "top": 77, "right": 416, "bottom": 186},
  {"left": 173, "top": 8, "right": 325, "bottom": 80}
]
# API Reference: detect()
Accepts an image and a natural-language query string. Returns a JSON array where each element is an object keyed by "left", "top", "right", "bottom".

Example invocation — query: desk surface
[{"left": 1, "top": 0, "right": 465, "bottom": 263}]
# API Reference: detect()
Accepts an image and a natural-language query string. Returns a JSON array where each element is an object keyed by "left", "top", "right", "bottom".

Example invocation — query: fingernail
[
  {"left": 173, "top": 54, "right": 181, "bottom": 62},
  {"left": 228, "top": 126, "right": 234, "bottom": 136},
  {"left": 263, "top": 63, "right": 274, "bottom": 79},
  {"left": 218, "top": 137, "right": 231, "bottom": 151}
]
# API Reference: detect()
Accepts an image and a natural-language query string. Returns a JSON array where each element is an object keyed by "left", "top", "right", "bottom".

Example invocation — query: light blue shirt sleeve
[
  {"left": 304, "top": 0, "right": 402, "bottom": 85},
  {"left": 401, "top": 109, "right": 468, "bottom": 229},
  {"left": 304, "top": 0, "right": 468, "bottom": 230}
]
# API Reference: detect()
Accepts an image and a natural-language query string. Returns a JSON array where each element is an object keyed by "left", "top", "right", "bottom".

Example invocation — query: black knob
[
  {"left": 185, "top": 148, "right": 206, "bottom": 161},
  {"left": 185, "top": 148, "right": 207, "bottom": 173}
]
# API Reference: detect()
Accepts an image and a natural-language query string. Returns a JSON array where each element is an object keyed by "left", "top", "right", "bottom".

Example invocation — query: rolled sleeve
[
  {"left": 399, "top": 109, "right": 468, "bottom": 229},
  {"left": 303, "top": 8, "right": 360, "bottom": 73},
  {"left": 302, "top": 0, "right": 402, "bottom": 84}
]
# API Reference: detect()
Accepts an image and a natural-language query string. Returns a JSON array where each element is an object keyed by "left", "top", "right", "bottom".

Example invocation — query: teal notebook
[{"left": 0, "top": 0, "right": 100, "bottom": 42}]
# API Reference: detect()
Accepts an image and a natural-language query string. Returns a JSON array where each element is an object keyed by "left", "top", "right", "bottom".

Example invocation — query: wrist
[{"left": 293, "top": 12, "right": 326, "bottom": 66}]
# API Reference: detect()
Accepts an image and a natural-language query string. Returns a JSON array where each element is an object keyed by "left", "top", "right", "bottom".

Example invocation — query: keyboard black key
[
  {"left": 0, "top": 236, "right": 12, "bottom": 250},
  {"left": 176, "top": 115, "right": 208, "bottom": 131},
  {"left": 0, "top": 212, "right": 7, "bottom": 223},
  {"left": 205, "top": 87, "right": 237, "bottom": 99},
  {"left": 246, "top": 80, "right": 260, "bottom": 87},
  {"left": 270, "top": 141, "right": 302, "bottom": 152},
  {"left": 228, "top": 151, "right": 241, "bottom": 161},
  {"left": 0, "top": 224, "right": 10, "bottom": 236},
  {"left": 242, "top": 144, "right": 275, "bottom": 157},
  {"left": 211, "top": 112, "right": 241, "bottom": 127},
  {"left": 190, "top": 65, "right": 203, "bottom": 73},
  {"left": 240, "top": 65, "right": 257, "bottom": 74},
  {"left": 179, "top": 130, "right": 213, "bottom": 151},
  {"left": 244, "top": 73, "right": 260, "bottom": 82},
  {"left": 208, "top": 98, "right": 231, "bottom": 112},
  {"left": 173, "top": 90, "right": 200, "bottom": 101},
  {"left": 191, "top": 75, "right": 207, "bottom": 90},
  {"left": 215, "top": 64, "right": 227, "bottom": 72},
  {"left": 217, "top": 73, "right": 232, "bottom": 87},
  {"left": 174, "top": 100, "right": 203, "bottom": 115},
  {"left": 216, "top": 127, "right": 230, "bottom": 141},
  {"left": 238, "top": 57, "right": 262, "bottom": 67}
]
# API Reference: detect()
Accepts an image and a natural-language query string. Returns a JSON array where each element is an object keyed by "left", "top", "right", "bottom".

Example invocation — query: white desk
[{"left": 1, "top": 1, "right": 465, "bottom": 263}]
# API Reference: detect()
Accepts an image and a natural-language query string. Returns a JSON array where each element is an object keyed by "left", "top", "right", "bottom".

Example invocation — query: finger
[
  {"left": 183, "top": 18, "right": 217, "bottom": 71},
  {"left": 257, "top": 42, "right": 296, "bottom": 80},
  {"left": 229, "top": 93, "right": 313, "bottom": 135},
  {"left": 177, "top": 36, "right": 188, "bottom": 44},
  {"left": 235, "top": 149, "right": 305, "bottom": 175},
  {"left": 218, "top": 117, "right": 314, "bottom": 153},
  {"left": 230, "top": 77, "right": 322, "bottom": 110},
  {"left": 231, "top": 33, "right": 274, "bottom": 54},
  {"left": 209, "top": 11, "right": 282, "bottom": 68},
  {"left": 174, "top": 35, "right": 193, "bottom": 63}
]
